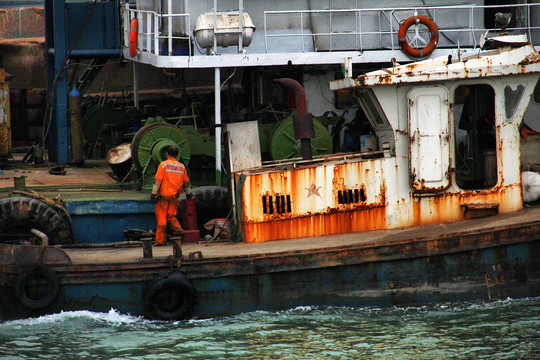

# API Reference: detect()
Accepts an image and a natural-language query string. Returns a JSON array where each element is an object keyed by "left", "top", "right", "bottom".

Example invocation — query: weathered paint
[
  {"left": 238, "top": 151, "right": 524, "bottom": 243},
  {"left": 240, "top": 157, "right": 387, "bottom": 242},
  {"left": 299, "top": 42, "right": 540, "bottom": 246},
  {"left": 408, "top": 86, "right": 451, "bottom": 192},
  {"left": 330, "top": 43, "right": 540, "bottom": 90},
  {"left": 0, "top": 69, "right": 11, "bottom": 158},
  {"left": 1, "top": 217, "right": 539, "bottom": 320},
  {"left": 0, "top": 7, "right": 44, "bottom": 39}
]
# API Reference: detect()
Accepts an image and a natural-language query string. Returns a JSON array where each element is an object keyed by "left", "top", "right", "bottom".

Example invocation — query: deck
[{"left": 63, "top": 205, "right": 540, "bottom": 266}]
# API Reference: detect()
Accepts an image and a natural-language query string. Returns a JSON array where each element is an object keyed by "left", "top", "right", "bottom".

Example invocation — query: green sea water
[{"left": 1, "top": 297, "right": 539, "bottom": 360}]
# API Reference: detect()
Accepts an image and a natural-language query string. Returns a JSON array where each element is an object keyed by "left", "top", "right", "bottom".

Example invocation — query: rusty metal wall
[
  {"left": 240, "top": 157, "right": 388, "bottom": 242},
  {"left": 0, "top": 70, "right": 11, "bottom": 157},
  {"left": 0, "top": 7, "right": 44, "bottom": 39}
]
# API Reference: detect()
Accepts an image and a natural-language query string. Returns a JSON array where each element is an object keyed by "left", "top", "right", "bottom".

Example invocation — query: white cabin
[{"left": 231, "top": 35, "right": 540, "bottom": 242}]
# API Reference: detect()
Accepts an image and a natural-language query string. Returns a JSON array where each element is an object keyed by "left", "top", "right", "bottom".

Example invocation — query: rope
[{"left": 57, "top": 241, "right": 143, "bottom": 249}]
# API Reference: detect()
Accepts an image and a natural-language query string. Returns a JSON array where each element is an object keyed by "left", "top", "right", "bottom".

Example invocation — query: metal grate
[
  {"left": 337, "top": 188, "right": 366, "bottom": 204},
  {"left": 262, "top": 195, "right": 292, "bottom": 214}
]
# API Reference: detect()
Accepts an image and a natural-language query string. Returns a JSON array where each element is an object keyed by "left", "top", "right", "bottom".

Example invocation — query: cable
[
  {"left": 66, "top": 59, "right": 124, "bottom": 70},
  {"left": 220, "top": 67, "right": 238, "bottom": 90}
]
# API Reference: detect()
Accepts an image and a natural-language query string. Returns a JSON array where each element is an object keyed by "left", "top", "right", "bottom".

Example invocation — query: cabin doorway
[
  {"left": 408, "top": 86, "right": 451, "bottom": 192},
  {"left": 454, "top": 84, "right": 497, "bottom": 190}
]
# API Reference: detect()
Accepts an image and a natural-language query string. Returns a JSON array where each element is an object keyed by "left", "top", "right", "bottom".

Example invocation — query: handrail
[
  {"left": 263, "top": 3, "right": 540, "bottom": 53},
  {"left": 125, "top": 5, "right": 191, "bottom": 56},
  {"left": 123, "top": 3, "right": 540, "bottom": 57}
]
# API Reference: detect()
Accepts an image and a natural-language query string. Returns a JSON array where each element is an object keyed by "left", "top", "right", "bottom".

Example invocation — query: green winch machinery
[
  {"left": 111, "top": 108, "right": 343, "bottom": 191},
  {"left": 130, "top": 122, "right": 191, "bottom": 191},
  {"left": 258, "top": 110, "right": 342, "bottom": 160}
]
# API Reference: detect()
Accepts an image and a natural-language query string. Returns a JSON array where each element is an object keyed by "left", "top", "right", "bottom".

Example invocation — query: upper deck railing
[
  {"left": 262, "top": 3, "right": 540, "bottom": 53},
  {"left": 124, "top": 2, "right": 540, "bottom": 65}
]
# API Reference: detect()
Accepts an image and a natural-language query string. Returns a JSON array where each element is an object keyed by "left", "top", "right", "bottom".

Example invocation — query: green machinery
[
  {"left": 126, "top": 108, "right": 343, "bottom": 191},
  {"left": 130, "top": 122, "right": 191, "bottom": 191},
  {"left": 82, "top": 104, "right": 142, "bottom": 158},
  {"left": 258, "top": 110, "right": 342, "bottom": 160},
  {"left": 130, "top": 113, "right": 219, "bottom": 190}
]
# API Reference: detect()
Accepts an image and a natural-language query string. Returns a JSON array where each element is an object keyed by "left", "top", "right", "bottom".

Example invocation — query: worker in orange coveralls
[{"left": 151, "top": 145, "right": 192, "bottom": 245}]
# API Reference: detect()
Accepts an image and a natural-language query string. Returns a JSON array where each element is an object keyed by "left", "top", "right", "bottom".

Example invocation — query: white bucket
[{"left": 360, "top": 135, "right": 377, "bottom": 153}]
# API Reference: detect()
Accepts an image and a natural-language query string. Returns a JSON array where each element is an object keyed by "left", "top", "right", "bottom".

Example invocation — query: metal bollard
[
  {"left": 141, "top": 238, "right": 153, "bottom": 259},
  {"left": 171, "top": 236, "right": 182, "bottom": 260}
]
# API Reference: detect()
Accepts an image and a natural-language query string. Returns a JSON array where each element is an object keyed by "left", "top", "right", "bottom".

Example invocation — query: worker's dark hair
[{"left": 167, "top": 145, "right": 179, "bottom": 157}]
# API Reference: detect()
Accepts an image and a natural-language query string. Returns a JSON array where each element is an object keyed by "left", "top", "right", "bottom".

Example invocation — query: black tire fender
[
  {"left": 143, "top": 271, "right": 197, "bottom": 320},
  {"left": 0, "top": 197, "right": 73, "bottom": 245},
  {"left": 14, "top": 265, "right": 60, "bottom": 311}
]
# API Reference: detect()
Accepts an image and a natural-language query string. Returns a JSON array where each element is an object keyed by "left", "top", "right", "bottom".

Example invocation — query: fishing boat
[
  {"left": 0, "top": 1, "right": 539, "bottom": 321},
  {"left": 1, "top": 34, "right": 539, "bottom": 321}
]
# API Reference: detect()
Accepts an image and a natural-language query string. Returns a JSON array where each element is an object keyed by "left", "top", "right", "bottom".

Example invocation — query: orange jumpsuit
[{"left": 154, "top": 158, "right": 189, "bottom": 244}]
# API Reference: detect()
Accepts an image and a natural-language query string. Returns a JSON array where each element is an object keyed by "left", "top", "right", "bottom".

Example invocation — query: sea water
[{"left": 0, "top": 297, "right": 539, "bottom": 360}]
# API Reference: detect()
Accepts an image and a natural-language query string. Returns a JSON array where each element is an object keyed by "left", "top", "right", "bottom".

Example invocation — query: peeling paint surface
[
  {"left": 330, "top": 44, "right": 540, "bottom": 90},
  {"left": 238, "top": 152, "right": 523, "bottom": 243},
  {"left": 0, "top": 73, "right": 10, "bottom": 158},
  {"left": 240, "top": 157, "right": 388, "bottom": 242}
]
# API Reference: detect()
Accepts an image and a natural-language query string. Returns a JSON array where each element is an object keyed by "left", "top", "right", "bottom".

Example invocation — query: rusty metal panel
[
  {"left": 240, "top": 158, "right": 388, "bottom": 242},
  {"left": 408, "top": 86, "right": 450, "bottom": 192},
  {"left": 0, "top": 71, "right": 11, "bottom": 158},
  {"left": 329, "top": 44, "right": 540, "bottom": 90}
]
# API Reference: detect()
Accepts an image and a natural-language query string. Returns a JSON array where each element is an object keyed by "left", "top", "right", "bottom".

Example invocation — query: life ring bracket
[{"left": 398, "top": 15, "right": 439, "bottom": 57}]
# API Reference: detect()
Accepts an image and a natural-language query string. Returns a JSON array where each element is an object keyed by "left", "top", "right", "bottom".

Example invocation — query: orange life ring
[
  {"left": 398, "top": 15, "right": 439, "bottom": 57},
  {"left": 129, "top": 18, "right": 138, "bottom": 57}
]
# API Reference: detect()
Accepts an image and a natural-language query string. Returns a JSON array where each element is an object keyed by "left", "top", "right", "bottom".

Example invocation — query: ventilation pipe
[{"left": 273, "top": 78, "right": 315, "bottom": 160}]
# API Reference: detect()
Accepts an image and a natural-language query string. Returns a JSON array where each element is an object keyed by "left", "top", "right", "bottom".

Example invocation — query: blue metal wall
[{"left": 65, "top": 199, "right": 155, "bottom": 243}]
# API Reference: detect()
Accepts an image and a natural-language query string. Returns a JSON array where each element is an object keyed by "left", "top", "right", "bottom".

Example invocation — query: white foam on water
[{"left": 0, "top": 308, "right": 142, "bottom": 328}]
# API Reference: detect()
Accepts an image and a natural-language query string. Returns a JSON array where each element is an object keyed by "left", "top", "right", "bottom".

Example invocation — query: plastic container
[{"left": 360, "top": 134, "right": 377, "bottom": 153}]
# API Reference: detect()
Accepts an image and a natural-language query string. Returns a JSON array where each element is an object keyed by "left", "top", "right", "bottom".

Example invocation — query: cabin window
[
  {"left": 356, "top": 89, "right": 387, "bottom": 127},
  {"left": 504, "top": 84, "right": 525, "bottom": 121},
  {"left": 454, "top": 84, "right": 497, "bottom": 190}
]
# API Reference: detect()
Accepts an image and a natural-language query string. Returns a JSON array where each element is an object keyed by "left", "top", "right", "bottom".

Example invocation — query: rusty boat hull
[{"left": 1, "top": 206, "right": 539, "bottom": 320}]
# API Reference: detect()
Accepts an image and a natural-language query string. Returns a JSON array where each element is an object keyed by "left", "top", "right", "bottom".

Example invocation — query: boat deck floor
[
  {"left": 63, "top": 205, "right": 540, "bottom": 265},
  {"left": 0, "top": 159, "right": 147, "bottom": 200}
]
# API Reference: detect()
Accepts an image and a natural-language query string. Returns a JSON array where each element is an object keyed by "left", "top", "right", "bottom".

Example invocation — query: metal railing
[
  {"left": 123, "top": 3, "right": 540, "bottom": 57},
  {"left": 124, "top": 4, "right": 191, "bottom": 56},
  {"left": 263, "top": 3, "right": 540, "bottom": 53}
]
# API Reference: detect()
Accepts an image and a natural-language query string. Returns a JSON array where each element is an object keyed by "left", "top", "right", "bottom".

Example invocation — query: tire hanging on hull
[
  {"left": 14, "top": 265, "right": 60, "bottom": 311},
  {"left": 143, "top": 271, "right": 197, "bottom": 320}
]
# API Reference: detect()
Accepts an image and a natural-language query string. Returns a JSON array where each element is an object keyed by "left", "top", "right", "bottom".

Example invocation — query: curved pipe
[
  {"left": 273, "top": 78, "right": 307, "bottom": 114},
  {"left": 30, "top": 228, "right": 49, "bottom": 246},
  {"left": 273, "top": 77, "right": 314, "bottom": 160}
]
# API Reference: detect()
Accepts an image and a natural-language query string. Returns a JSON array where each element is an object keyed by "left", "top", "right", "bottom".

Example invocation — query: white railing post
[{"left": 154, "top": 13, "right": 159, "bottom": 55}]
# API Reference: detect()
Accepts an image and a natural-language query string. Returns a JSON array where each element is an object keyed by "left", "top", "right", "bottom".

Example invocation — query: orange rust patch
[{"left": 243, "top": 206, "right": 387, "bottom": 243}]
